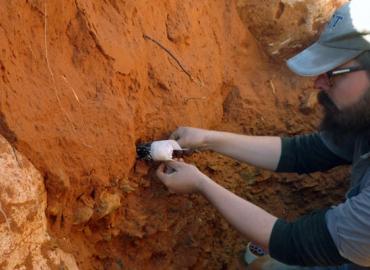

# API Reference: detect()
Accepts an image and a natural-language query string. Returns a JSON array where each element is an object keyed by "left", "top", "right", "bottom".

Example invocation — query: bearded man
[{"left": 156, "top": 0, "right": 370, "bottom": 269}]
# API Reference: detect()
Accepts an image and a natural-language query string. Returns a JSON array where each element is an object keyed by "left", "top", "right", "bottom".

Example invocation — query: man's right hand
[
  {"left": 171, "top": 126, "right": 281, "bottom": 171},
  {"left": 169, "top": 127, "right": 211, "bottom": 149}
]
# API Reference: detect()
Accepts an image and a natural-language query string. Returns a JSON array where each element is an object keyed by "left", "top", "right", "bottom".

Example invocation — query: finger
[
  {"left": 165, "top": 160, "right": 184, "bottom": 170},
  {"left": 176, "top": 137, "right": 186, "bottom": 147},
  {"left": 156, "top": 163, "right": 168, "bottom": 180},
  {"left": 168, "top": 139, "right": 182, "bottom": 150},
  {"left": 169, "top": 128, "right": 181, "bottom": 140},
  {"left": 164, "top": 166, "right": 176, "bottom": 174},
  {"left": 158, "top": 163, "right": 166, "bottom": 172}
]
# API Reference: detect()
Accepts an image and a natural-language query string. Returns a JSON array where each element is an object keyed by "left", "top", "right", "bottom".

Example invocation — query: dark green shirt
[{"left": 271, "top": 132, "right": 370, "bottom": 269}]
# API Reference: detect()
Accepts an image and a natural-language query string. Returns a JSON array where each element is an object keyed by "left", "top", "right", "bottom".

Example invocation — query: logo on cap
[{"left": 328, "top": 14, "right": 344, "bottom": 30}]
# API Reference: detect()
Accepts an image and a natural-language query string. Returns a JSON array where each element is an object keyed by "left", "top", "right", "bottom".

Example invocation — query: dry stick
[
  {"left": 61, "top": 75, "right": 80, "bottom": 104},
  {"left": 60, "top": 76, "right": 93, "bottom": 149},
  {"left": 44, "top": 2, "right": 57, "bottom": 95},
  {"left": 268, "top": 80, "right": 276, "bottom": 97},
  {"left": 44, "top": 3, "right": 92, "bottom": 149},
  {"left": 184, "top": 96, "right": 206, "bottom": 103},
  {"left": 143, "top": 34, "right": 194, "bottom": 81},
  {"left": 0, "top": 202, "right": 11, "bottom": 232},
  {"left": 28, "top": 44, "right": 36, "bottom": 59},
  {"left": 44, "top": 2, "right": 71, "bottom": 122},
  {"left": 11, "top": 146, "right": 22, "bottom": 168}
]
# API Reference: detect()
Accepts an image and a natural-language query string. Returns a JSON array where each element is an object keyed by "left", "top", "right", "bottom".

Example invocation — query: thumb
[
  {"left": 168, "top": 140, "right": 182, "bottom": 150},
  {"left": 169, "top": 129, "right": 187, "bottom": 147},
  {"left": 175, "top": 137, "right": 187, "bottom": 147},
  {"left": 156, "top": 163, "right": 168, "bottom": 180},
  {"left": 169, "top": 129, "right": 180, "bottom": 141}
]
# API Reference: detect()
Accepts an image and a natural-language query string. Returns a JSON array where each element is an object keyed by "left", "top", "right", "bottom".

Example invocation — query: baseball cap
[{"left": 287, "top": 0, "right": 370, "bottom": 76}]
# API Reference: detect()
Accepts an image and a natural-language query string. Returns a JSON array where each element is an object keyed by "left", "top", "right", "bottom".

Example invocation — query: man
[{"left": 156, "top": 0, "right": 370, "bottom": 269}]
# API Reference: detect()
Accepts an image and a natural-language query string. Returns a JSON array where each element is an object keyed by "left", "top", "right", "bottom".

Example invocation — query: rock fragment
[
  {"left": 95, "top": 191, "right": 121, "bottom": 219},
  {"left": 73, "top": 205, "right": 94, "bottom": 225},
  {"left": 0, "top": 135, "right": 78, "bottom": 269}
]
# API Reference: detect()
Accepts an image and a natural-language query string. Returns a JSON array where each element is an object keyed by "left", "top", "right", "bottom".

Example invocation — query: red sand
[{"left": 0, "top": 1, "right": 348, "bottom": 269}]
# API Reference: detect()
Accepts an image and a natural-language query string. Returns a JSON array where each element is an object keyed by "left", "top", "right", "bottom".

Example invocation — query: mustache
[
  {"left": 318, "top": 87, "right": 370, "bottom": 142},
  {"left": 317, "top": 91, "right": 339, "bottom": 113}
]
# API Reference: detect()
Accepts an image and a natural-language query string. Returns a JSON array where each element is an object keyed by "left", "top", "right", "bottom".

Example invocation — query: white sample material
[{"left": 150, "top": 140, "right": 182, "bottom": 161}]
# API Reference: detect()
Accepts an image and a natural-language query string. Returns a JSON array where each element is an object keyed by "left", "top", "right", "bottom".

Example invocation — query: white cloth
[{"left": 150, "top": 140, "right": 182, "bottom": 161}]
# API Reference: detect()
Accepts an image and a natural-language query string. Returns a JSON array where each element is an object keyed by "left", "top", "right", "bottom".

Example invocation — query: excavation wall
[{"left": 0, "top": 0, "right": 349, "bottom": 269}]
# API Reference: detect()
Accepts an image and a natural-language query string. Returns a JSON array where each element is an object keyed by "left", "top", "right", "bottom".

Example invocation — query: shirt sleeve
[
  {"left": 276, "top": 132, "right": 352, "bottom": 174},
  {"left": 326, "top": 184, "right": 370, "bottom": 267},
  {"left": 269, "top": 209, "right": 348, "bottom": 266}
]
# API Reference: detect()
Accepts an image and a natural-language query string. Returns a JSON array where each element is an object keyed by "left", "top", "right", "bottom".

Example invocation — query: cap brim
[{"left": 287, "top": 42, "right": 363, "bottom": 76}]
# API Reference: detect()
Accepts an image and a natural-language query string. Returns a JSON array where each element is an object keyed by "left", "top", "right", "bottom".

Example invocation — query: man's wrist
[
  {"left": 197, "top": 175, "right": 213, "bottom": 194},
  {"left": 203, "top": 130, "right": 221, "bottom": 150}
]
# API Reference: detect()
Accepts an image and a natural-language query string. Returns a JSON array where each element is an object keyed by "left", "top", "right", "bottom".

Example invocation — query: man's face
[{"left": 314, "top": 60, "right": 370, "bottom": 134}]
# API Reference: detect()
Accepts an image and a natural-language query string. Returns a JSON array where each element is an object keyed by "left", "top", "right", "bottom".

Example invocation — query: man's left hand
[{"left": 156, "top": 160, "right": 208, "bottom": 194}]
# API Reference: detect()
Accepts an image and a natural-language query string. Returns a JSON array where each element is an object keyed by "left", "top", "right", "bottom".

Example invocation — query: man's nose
[{"left": 314, "top": 74, "right": 331, "bottom": 91}]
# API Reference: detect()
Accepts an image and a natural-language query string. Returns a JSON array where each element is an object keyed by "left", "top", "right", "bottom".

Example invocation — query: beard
[{"left": 318, "top": 89, "right": 370, "bottom": 143}]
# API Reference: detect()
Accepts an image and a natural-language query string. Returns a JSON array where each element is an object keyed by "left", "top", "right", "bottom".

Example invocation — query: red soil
[{"left": 0, "top": 1, "right": 348, "bottom": 269}]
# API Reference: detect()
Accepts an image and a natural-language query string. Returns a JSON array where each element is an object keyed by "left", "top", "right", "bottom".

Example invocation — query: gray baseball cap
[{"left": 287, "top": 0, "right": 370, "bottom": 76}]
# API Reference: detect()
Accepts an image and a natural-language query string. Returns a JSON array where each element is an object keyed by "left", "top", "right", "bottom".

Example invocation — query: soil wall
[{"left": 0, "top": 0, "right": 349, "bottom": 269}]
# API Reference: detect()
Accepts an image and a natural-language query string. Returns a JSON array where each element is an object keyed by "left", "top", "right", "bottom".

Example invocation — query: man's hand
[
  {"left": 156, "top": 160, "right": 209, "bottom": 194},
  {"left": 170, "top": 127, "right": 281, "bottom": 171},
  {"left": 170, "top": 127, "right": 211, "bottom": 149},
  {"left": 157, "top": 160, "right": 276, "bottom": 250}
]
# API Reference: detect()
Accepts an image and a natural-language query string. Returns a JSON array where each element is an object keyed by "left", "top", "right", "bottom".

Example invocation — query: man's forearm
[
  {"left": 198, "top": 175, "right": 277, "bottom": 250},
  {"left": 205, "top": 131, "right": 282, "bottom": 171}
]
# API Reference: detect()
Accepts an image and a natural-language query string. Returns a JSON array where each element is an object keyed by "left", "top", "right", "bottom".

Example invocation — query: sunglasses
[{"left": 326, "top": 66, "right": 369, "bottom": 79}]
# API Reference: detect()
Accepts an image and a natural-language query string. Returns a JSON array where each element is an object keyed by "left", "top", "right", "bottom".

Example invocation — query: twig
[
  {"left": 44, "top": 2, "right": 56, "bottom": 87},
  {"left": 28, "top": 44, "right": 36, "bottom": 59},
  {"left": 268, "top": 80, "right": 276, "bottom": 96},
  {"left": 44, "top": 2, "right": 68, "bottom": 116},
  {"left": 61, "top": 75, "right": 80, "bottom": 104},
  {"left": 11, "top": 146, "right": 22, "bottom": 168},
  {"left": 44, "top": 2, "right": 72, "bottom": 123},
  {"left": 184, "top": 96, "right": 206, "bottom": 104},
  {"left": 0, "top": 202, "right": 11, "bottom": 232},
  {"left": 143, "top": 34, "right": 194, "bottom": 81},
  {"left": 43, "top": 3, "right": 92, "bottom": 149}
]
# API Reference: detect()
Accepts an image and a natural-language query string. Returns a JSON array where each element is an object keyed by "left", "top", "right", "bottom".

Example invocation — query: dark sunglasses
[{"left": 326, "top": 66, "right": 369, "bottom": 79}]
